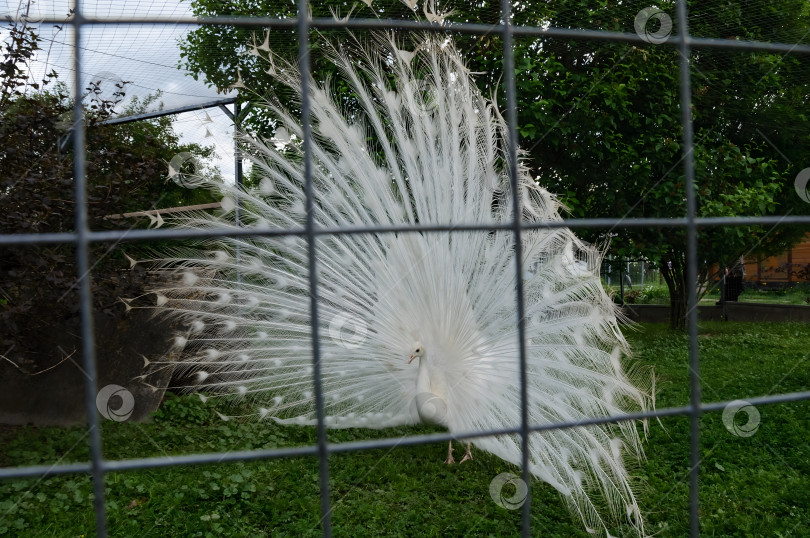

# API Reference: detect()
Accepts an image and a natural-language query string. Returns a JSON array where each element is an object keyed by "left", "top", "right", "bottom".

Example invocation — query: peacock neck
[{"left": 415, "top": 356, "right": 432, "bottom": 395}]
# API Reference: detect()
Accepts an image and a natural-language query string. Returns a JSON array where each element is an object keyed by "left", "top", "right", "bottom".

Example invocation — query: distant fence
[{"left": 601, "top": 259, "right": 661, "bottom": 289}]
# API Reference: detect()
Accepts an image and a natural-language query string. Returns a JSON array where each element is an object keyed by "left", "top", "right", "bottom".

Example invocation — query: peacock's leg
[
  {"left": 444, "top": 441, "right": 455, "bottom": 464},
  {"left": 459, "top": 442, "right": 473, "bottom": 464}
]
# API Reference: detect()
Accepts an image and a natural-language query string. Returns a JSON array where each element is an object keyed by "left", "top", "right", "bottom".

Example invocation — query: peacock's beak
[{"left": 408, "top": 355, "right": 416, "bottom": 364}]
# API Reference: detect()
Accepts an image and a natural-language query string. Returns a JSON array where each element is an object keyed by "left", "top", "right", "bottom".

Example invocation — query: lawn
[
  {"left": 609, "top": 282, "right": 810, "bottom": 306},
  {"left": 0, "top": 322, "right": 808, "bottom": 537},
  {"left": 720, "top": 284, "right": 810, "bottom": 306}
]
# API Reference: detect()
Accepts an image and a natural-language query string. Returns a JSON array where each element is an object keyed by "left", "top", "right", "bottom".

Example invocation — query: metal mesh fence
[{"left": 2, "top": 2, "right": 810, "bottom": 536}]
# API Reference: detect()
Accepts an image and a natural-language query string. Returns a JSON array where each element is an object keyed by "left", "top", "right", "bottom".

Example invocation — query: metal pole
[
  {"left": 234, "top": 102, "right": 243, "bottom": 191},
  {"left": 499, "top": 0, "right": 532, "bottom": 533},
  {"left": 71, "top": 3, "right": 108, "bottom": 535},
  {"left": 233, "top": 101, "right": 243, "bottom": 284},
  {"left": 641, "top": 260, "right": 646, "bottom": 288},
  {"left": 675, "top": 0, "right": 702, "bottom": 534},
  {"left": 295, "top": 2, "right": 333, "bottom": 534}
]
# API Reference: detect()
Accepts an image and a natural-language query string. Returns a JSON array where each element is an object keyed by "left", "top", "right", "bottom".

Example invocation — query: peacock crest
[{"left": 146, "top": 30, "right": 654, "bottom": 537}]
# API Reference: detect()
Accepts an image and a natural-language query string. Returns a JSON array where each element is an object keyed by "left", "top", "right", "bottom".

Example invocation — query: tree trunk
[{"left": 661, "top": 252, "right": 688, "bottom": 330}]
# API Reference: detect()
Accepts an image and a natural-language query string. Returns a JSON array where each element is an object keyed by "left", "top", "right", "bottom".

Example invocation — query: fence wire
[{"left": 2, "top": 2, "right": 810, "bottom": 537}]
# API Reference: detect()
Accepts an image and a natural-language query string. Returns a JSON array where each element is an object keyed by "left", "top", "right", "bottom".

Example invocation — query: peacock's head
[{"left": 408, "top": 343, "right": 425, "bottom": 364}]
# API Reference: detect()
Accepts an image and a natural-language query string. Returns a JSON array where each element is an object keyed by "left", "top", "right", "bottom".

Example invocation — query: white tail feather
[{"left": 152, "top": 33, "right": 653, "bottom": 537}]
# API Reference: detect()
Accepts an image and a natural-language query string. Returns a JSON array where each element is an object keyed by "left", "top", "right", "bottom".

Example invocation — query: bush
[
  {"left": 0, "top": 14, "right": 218, "bottom": 371},
  {"left": 638, "top": 285, "right": 670, "bottom": 304},
  {"left": 624, "top": 290, "right": 641, "bottom": 303}
]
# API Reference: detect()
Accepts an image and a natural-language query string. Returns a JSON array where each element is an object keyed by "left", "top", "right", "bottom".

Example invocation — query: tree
[
  {"left": 504, "top": 0, "right": 810, "bottom": 327},
  {"left": 178, "top": 0, "right": 810, "bottom": 329},
  {"left": 179, "top": 0, "right": 424, "bottom": 138}
]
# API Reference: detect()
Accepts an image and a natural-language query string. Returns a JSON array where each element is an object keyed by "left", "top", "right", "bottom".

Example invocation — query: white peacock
[{"left": 149, "top": 31, "right": 654, "bottom": 537}]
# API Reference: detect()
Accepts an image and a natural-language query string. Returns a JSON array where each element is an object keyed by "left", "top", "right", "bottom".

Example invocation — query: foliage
[
  {"left": 0, "top": 10, "right": 218, "bottom": 367},
  {"left": 0, "top": 322, "right": 807, "bottom": 536},
  {"left": 610, "top": 283, "right": 694, "bottom": 304},
  {"left": 624, "top": 289, "right": 641, "bottom": 304},
  {"left": 502, "top": 0, "right": 810, "bottom": 328},
  {"left": 152, "top": 392, "right": 219, "bottom": 427},
  {"left": 179, "top": 0, "right": 422, "bottom": 131},
  {"left": 637, "top": 284, "right": 672, "bottom": 304},
  {"left": 0, "top": 3, "right": 61, "bottom": 108},
  {"left": 638, "top": 283, "right": 693, "bottom": 305}
]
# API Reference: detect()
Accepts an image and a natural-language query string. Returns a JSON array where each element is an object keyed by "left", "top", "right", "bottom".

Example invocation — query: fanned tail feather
[{"left": 149, "top": 32, "right": 653, "bottom": 537}]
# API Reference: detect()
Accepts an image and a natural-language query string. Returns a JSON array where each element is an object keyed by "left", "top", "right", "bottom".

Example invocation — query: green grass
[
  {"left": 722, "top": 283, "right": 810, "bottom": 305},
  {"left": 1, "top": 322, "right": 808, "bottom": 537},
  {"left": 608, "top": 282, "right": 810, "bottom": 306}
]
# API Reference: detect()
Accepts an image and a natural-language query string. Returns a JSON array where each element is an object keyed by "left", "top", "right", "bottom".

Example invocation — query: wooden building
[{"left": 739, "top": 232, "right": 810, "bottom": 286}]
